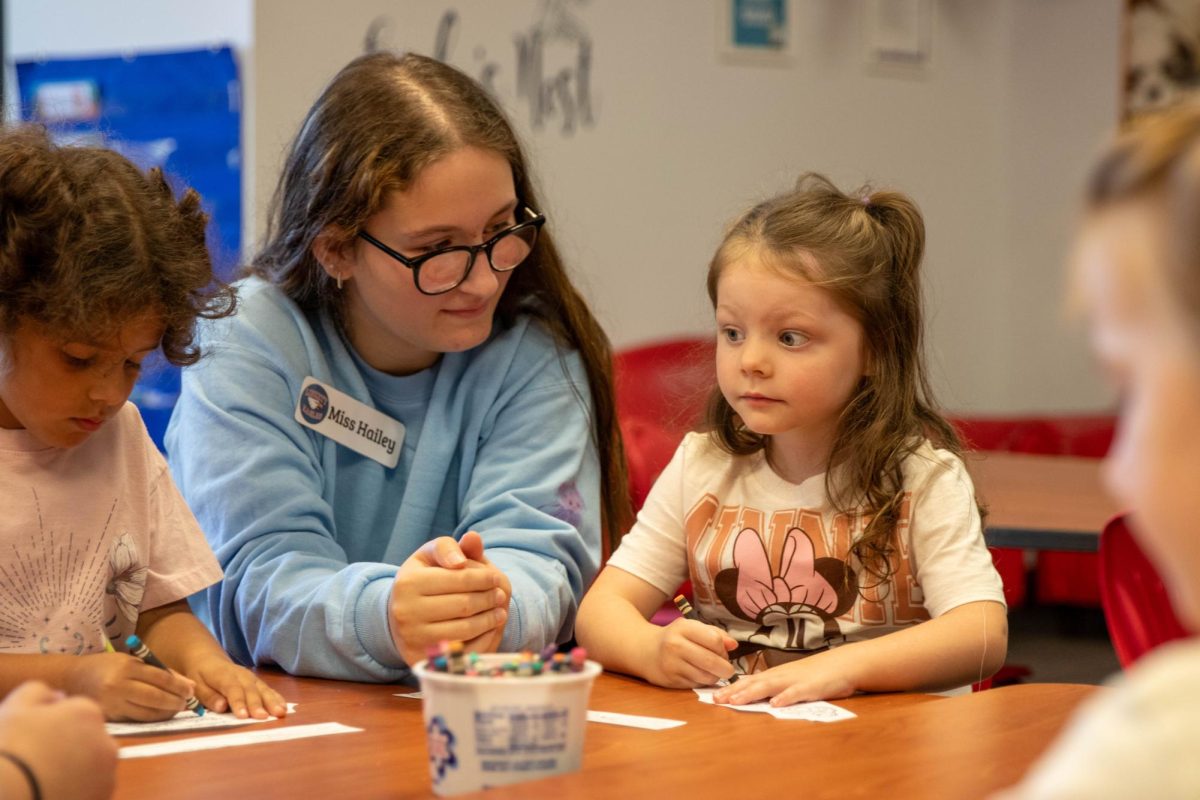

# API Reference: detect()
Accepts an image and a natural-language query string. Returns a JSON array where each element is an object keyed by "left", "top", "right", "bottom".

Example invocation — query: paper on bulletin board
[{"left": 863, "top": 0, "right": 933, "bottom": 77}]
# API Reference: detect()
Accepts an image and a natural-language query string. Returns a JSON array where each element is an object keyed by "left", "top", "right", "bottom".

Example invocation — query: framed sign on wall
[{"left": 718, "top": 0, "right": 793, "bottom": 66}]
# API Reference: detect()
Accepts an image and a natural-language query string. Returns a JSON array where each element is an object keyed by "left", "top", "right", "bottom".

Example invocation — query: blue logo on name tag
[{"left": 299, "top": 383, "right": 330, "bottom": 424}]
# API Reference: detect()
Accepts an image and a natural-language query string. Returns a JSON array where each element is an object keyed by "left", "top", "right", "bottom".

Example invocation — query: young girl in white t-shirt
[
  {"left": 577, "top": 174, "right": 1008, "bottom": 707},
  {"left": 0, "top": 125, "right": 286, "bottom": 722}
]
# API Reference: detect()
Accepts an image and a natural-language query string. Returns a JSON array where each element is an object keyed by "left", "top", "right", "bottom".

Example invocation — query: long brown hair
[
  {"left": 703, "top": 173, "right": 963, "bottom": 583},
  {"left": 0, "top": 124, "right": 235, "bottom": 365},
  {"left": 250, "top": 52, "right": 631, "bottom": 547}
]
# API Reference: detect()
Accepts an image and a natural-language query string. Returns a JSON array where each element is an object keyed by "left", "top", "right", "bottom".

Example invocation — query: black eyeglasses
[{"left": 358, "top": 206, "right": 546, "bottom": 295}]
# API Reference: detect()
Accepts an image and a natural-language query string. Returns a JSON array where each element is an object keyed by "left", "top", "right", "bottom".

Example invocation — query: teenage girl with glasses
[{"left": 167, "top": 52, "right": 630, "bottom": 682}]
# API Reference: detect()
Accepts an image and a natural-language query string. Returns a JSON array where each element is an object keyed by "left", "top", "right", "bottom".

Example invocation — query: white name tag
[{"left": 294, "top": 377, "right": 404, "bottom": 468}]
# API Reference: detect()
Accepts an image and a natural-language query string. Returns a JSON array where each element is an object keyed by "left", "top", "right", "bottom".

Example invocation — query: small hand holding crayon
[
  {"left": 66, "top": 642, "right": 200, "bottom": 722},
  {"left": 126, "top": 636, "right": 205, "bottom": 716},
  {"left": 389, "top": 531, "right": 512, "bottom": 666},
  {"left": 647, "top": 594, "right": 740, "bottom": 689},
  {"left": 674, "top": 595, "right": 741, "bottom": 686}
]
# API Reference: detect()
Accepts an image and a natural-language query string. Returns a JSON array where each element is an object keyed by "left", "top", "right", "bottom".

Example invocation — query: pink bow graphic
[{"left": 733, "top": 527, "right": 838, "bottom": 620}]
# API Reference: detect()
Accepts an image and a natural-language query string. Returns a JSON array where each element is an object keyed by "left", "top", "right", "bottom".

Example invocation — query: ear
[{"left": 312, "top": 226, "right": 354, "bottom": 285}]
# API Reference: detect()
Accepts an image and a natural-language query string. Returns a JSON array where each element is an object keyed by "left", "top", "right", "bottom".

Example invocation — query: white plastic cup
[{"left": 413, "top": 653, "right": 602, "bottom": 796}]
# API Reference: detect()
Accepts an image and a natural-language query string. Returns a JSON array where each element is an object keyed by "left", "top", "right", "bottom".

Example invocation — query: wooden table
[
  {"left": 968, "top": 451, "right": 1121, "bottom": 552},
  {"left": 114, "top": 670, "right": 1097, "bottom": 800}
]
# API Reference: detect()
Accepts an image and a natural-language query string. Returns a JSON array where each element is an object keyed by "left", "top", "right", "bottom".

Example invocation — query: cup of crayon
[{"left": 413, "top": 642, "right": 601, "bottom": 796}]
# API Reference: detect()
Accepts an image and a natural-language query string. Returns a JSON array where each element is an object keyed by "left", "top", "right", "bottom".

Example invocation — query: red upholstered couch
[
  {"left": 615, "top": 338, "right": 717, "bottom": 510},
  {"left": 614, "top": 339, "right": 716, "bottom": 606}
]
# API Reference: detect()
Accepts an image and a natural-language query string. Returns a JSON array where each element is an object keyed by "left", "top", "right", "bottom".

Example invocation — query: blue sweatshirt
[{"left": 165, "top": 278, "right": 601, "bottom": 682}]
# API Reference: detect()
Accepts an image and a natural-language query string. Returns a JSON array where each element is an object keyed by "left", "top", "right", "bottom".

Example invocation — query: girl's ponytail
[{"left": 863, "top": 190, "right": 925, "bottom": 287}]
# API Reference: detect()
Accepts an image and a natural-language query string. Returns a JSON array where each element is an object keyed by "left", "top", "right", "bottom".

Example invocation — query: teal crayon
[{"left": 126, "top": 635, "right": 206, "bottom": 716}]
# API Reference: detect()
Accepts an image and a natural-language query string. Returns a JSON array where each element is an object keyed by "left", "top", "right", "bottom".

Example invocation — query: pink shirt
[{"left": 0, "top": 402, "right": 221, "bottom": 655}]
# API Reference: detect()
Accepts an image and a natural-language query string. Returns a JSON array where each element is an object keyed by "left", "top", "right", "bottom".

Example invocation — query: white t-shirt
[
  {"left": 995, "top": 637, "right": 1200, "bottom": 799},
  {"left": 607, "top": 434, "right": 1005, "bottom": 672},
  {"left": 0, "top": 402, "right": 221, "bottom": 655}
]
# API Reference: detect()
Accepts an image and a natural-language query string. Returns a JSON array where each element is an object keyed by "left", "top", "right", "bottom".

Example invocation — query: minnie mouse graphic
[{"left": 714, "top": 526, "right": 858, "bottom": 672}]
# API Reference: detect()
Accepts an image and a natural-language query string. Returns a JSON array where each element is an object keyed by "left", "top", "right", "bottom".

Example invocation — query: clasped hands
[{"left": 389, "top": 531, "right": 512, "bottom": 666}]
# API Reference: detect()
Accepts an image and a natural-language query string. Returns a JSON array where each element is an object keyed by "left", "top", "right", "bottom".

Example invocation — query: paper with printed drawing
[
  {"left": 106, "top": 703, "right": 298, "bottom": 736},
  {"left": 693, "top": 688, "right": 856, "bottom": 722}
]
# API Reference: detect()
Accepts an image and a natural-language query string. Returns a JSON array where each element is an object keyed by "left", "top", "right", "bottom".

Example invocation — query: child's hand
[
  {"left": 389, "top": 531, "right": 511, "bottom": 665},
  {"left": 187, "top": 656, "right": 288, "bottom": 719},
  {"left": 0, "top": 681, "right": 117, "bottom": 800},
  {"left": 66, "top": 652, "right": 195, "bottom": 721},
  {"left": 712, "top": 648, "right": 857, "bottom": 707},
  {"left": 648, "top": 619, "right": 738, "bottom": 688}
]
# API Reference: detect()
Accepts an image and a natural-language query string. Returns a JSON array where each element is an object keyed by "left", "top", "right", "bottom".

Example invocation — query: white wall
[
  {"left": 5, "top": 0, "right": 251, "bottom": 58},
  {"left": 6, "top": 0, "right": 1121, "bottom": 415},
  {"left": 999, "top": 1, "right": 1123, "bottom": 412}
]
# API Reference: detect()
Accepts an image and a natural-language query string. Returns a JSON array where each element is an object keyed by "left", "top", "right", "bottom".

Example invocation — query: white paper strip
[
  {"left": 118, "top": 722, "right": 361, "bottom": 759},
  {"left": 585, "top": 709, "right": 686, "bottom": 730},
  {"left": 397, "top": 694, "right": 686, "bottom": 730}
]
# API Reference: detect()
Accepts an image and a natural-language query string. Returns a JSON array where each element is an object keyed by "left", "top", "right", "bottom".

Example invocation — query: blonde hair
[
  {"left": 1086, "top": 102, "right": 1200, "bottom": 341},
  {"left": 704, "top": 173, "right": 963, "bottom": 583}
]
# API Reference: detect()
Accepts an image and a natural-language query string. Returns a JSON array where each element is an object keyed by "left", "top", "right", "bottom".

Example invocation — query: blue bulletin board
[{"left": 16, "top": 47, "right": 242, "bottom": 450}]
